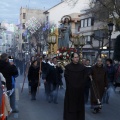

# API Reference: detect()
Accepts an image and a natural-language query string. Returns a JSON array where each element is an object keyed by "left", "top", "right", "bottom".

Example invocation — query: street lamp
[
  {"left": 108, "top": 21, "right": 114, "bottom": 58},
  {"left": 72, "top": 34, "right": 85, "bottom": 61},
  {"left": 47, "top": 33, "right": 57, "bottom": 55}
]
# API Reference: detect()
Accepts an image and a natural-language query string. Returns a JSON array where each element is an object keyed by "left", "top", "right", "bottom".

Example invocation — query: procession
[{"left": 0, "top": 0, "right": 120, "bottom": 120}]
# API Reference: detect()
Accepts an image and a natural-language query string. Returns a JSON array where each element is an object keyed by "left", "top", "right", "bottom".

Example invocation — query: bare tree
[
  {"left": 89, "top": 0, "right": 120, "bottom": 30},
  {"left": 64, "top": 0, "right": 79, "bottom": 6}
]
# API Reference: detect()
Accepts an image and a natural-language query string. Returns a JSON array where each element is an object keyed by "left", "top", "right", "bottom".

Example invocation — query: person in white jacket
[{"left": 3, "top": 89, "right": 12, "bottom": 118}]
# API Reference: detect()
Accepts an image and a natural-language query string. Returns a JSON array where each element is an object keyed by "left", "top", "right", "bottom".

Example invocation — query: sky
[{"left": 0, "top": 0, "right": 61, "bottom": 24}]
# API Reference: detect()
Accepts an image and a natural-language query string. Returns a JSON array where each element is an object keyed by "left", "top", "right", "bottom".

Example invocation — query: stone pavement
[{"left": 8, "top": 75, "right": 120, "bottom": 120}]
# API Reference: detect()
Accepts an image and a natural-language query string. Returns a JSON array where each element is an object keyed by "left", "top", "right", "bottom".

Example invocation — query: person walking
[
  {"left": 64, "top": 53, "right": 86, "bottom": 120},
  {"left": 43, "top": 57, "right": 63, "bottom": 104},
  {"left": 114, "top": 60, "right": 120, "bottom": 89},
  {"left": 41, "top": 55, "right": 48, "bottom": 95},
  {"left": 84, "top": 59, "right": 91, "bottom": 104},
  {"left": 28, "top": 60, "right": 40, "bottom": 100},
  {"left": 90, "top": 58, "right": 108, "bottom": 109},
  {"left": 51, "top": 57, "right": 63, "bottom": 104},
  {"left": 103, "top": 59, "right": 115, "bottom": 104},
  {"left": 25, "top": 56, "right": 35, "bottom": 94}
]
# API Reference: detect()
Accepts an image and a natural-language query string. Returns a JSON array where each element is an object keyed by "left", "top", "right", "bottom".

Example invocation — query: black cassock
[{"left": 64, "top": 62, "right": 86, "bottom": 120}]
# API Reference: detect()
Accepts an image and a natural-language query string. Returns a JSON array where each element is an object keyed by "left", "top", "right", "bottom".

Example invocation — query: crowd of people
[
  {"left": 0, "top": 52, "right": 120, "bottom": 120},
  {"left": 24, "top": 55, "right": 64, "bottom": 103}
]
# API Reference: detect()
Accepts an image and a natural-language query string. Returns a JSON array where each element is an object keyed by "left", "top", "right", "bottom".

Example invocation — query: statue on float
[{"left": 58, "top": 15, "right": 72, "bottom": 48}]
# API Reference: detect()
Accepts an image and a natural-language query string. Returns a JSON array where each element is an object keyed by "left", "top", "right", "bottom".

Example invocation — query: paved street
[{"left": 8, "top": 75, "right": 120, "bottom": 120}]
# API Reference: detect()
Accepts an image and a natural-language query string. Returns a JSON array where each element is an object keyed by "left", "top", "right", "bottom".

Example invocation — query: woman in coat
[{"left": 28, "top": 60, "right": 40, "bottom": 100}]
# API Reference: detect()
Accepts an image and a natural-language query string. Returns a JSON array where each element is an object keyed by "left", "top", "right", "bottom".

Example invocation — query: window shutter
[{"left": 91, "top": 17, "right": 94, "bottom": 26}]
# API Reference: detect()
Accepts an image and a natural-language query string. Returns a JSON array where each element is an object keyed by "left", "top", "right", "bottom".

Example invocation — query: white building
[
  {"left": 44, "top": 0, "right": 90, "bottom": 27},
  {"left": 79, "top": 11, "right": 118, "bottom": 62},
  {"left": 0, "top": 22, "right": 19, "bottom": 56}
]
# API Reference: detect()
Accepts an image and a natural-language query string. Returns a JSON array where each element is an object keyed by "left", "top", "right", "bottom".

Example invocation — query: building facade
[{"left": 19, "top": 7, "right": 45, "bottom": 59}]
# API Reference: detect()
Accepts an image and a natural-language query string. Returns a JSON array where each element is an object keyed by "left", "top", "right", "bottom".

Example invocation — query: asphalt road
[{"left": 8, "top": 75, "right": 120, "bottom": 120}]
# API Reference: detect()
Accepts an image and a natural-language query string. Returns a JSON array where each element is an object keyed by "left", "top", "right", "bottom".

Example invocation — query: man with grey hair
[
  {"left": 0, "top": 53, "right": 18, "bottom": 113},
  {"left": 90, "top": 58, "right": 108, "bottom": 111}
]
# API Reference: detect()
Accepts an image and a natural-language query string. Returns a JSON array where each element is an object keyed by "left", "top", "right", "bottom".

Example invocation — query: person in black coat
[
  {"left": 44, "top": 57, "right": 63, "bottom": 104},
  {"left": 103, "top": 59, "right": 115, "bottom": 104},
  {"left": 0, "top": 53, "right": 18, "bottom": 113},
  {"left": 64, "top": 53, "right": 86, "bottom": 120},
  {"left": 41, "top": 55, "right": 48, "bottom": 94},
  {"left": 28, "top": 60, "right": 40, "bottom": 100}
]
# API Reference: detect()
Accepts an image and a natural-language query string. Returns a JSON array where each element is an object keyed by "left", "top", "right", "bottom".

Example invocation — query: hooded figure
[
  {"left": 90, "top": 58, "right": 108, "bottom": 107},
  {"left": 64, "top": 53, "right": 86, "bottom": 120}
]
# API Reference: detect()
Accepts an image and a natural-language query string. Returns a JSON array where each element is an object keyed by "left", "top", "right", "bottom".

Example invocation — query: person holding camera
[{"left": 0, "top": 53, "right": 18, "bottom": 113}]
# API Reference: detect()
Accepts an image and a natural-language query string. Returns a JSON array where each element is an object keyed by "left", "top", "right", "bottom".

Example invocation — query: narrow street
[{"left": 8, "top": 75, "right": 120, "bottom": 120}]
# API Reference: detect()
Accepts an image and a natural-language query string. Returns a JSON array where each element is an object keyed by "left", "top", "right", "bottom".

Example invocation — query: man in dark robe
[
  {"left": 64, "top": 53, "right": 86, "bottom": 120},
  {"left": 90, "top": 58, "right": 108, "bottom": 108}
]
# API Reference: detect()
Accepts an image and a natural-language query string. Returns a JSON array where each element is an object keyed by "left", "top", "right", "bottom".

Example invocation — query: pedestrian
[
  {"left": 64, "top": 52, "right": 86, "bottom": 120},
  {"left": 84, "top": 59, "right": 91, "bottom": 104},
  {"left": 114, "top": 60, "right": 120, "bottom": 89},
  {"left": 25, "top": 56, "right": 35, "bottom": 94},
  {"left": 28, "top": 60, "right": 40, "bottom": 100},
  {"left": 42, "top": 57, "right": 53, "bottom": 101},
  {"left": 103, "top": 59, "right": 115, "bottom": 104},
  {"left": 43, "top": 57, "right": 63, "bottom": 104},
  {"left": 41, "top": 55, "right": 48, "bottom": 94},
  {"left": 0, "top": 53, "right": 19, "bottom": 113},
  {"left": 82, "top": 58, "right": 86, "bottom": 66},
  {"left": 90, "top": 58, "right": 108, "bottom": 109},
  {"left": 52, "top": 57, "right": 63, "bottom": 104}
]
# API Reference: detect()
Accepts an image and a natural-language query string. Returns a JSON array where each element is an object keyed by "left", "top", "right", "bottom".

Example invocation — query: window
[
  {"left": 6, "top": 35, "right": 8, "bottom": 40},
  {"left": 75, "top": 23, "right": 80, "bottom": 32},
  {"left": 46, "top": 16, "right": 49, "bottom": 21},
  {"left": 88, "top": 18, "right": 92, "bottom": 26},
  {"left": 23, "top": 13, "right": 26, "bottom": 19},
  {"left": 22, "top": 23, "right": 25, "bottom": 29},
  {"left": 85, "top": 36, "right": 92, "bottom": 44},
  {"left": 80, "top": 18, "right": 93, "bottom": 28},
  {"left": 81, "top": 20, "right": 84, "bottom": 28},
  {"left": 85, "top": 19, "right": 88, "bottom": 27}
]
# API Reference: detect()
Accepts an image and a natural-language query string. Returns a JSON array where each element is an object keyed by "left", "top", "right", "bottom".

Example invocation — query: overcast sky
[{"left": 0, "top": 0, "right": 61, "bottom": 24}]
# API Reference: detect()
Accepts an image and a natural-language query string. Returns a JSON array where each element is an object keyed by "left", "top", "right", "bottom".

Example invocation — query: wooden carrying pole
[
  {"left": 38, "top": 57, "right": 42, "bottom": 92},
  {"left": 21, "top": 62, "right": 29, "bottom": 93},
  {"left": 21, "top": 72, "right": 27, "bottom": 93}
]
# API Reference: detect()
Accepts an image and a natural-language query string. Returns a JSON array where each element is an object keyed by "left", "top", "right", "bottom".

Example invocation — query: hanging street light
[
  {"left": 47, "top": 33, "right": 57, "bottom": 55},
  {"left": 107, "top": 21, "right": 114, "bottom": 58},
  {"left": 72, "top": 34, "right": 85, "bottom": 61}
]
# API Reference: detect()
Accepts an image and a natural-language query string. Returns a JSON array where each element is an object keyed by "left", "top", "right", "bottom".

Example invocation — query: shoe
[{"left": 12, "top": 110, "right": 19, "bottom": 113}]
